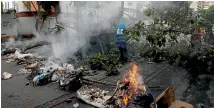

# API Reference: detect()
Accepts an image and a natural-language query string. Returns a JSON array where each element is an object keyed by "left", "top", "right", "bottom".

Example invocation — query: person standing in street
[{"left": 115, "top": 22, "right": 128, "bottom": 62}]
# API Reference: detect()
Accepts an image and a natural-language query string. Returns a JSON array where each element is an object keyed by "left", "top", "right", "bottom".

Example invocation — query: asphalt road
[
  {"left": 1, "top": 60, "right": 68, "bottom": 108},
  {"left": 1, "top": 58, "right": 191, "bottom": 108}
]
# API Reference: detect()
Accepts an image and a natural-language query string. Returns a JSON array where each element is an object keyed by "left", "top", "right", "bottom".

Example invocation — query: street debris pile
[
  {"left": 2, "top": 72, "right": 12, "bottom": 80},
  {"left": 104, "top": 64, "right": 156, "bottom": 108},
  {"left": 77, "top": 85, "right": 112, "bottom": 108},
  {"left": 76, "top": 64, "right": 156, "bottom": 108},
  {"left": 2, "top": 48, "right": 46, "bottom": 66}
]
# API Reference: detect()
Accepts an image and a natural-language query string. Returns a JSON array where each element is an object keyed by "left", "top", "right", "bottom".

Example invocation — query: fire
[
  {"left": 121, "top": 64, "right": 146, "bottom": 105},
  {"left": 123, "top": 95, "right": 128, "bottom": 105},
  {"left": 129, "top": 64, "right": 139, "bottom": 93}
]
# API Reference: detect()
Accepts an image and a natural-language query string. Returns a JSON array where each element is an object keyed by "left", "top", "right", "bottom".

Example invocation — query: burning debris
[
  {"left": 104, "top": 64, "right": 156, "bottom": 108},
  {"left": 76, "top": 64, "right": 156, "bottom": 108}
]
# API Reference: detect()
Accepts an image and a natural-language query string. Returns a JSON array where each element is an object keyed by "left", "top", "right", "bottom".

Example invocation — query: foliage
[
  {"left": 37, "top": 1, "right": 59, "bottom": 21},
  {"left": 199, "top": 5, "right": 214, "bottom": 43},
  {"left": 89, "top": 49, "right": 120, "bottom": 76},
  {"left": 167, "top": 45, "right": 214, "bottom": 79},
  {"left": 123, "top": 1, "right": 214, "bottom": 79},
  {"left": 37, "top": 1, "right": 59, "bottom": 14},
  {"left": 38, "top": 11, "right": 48, "bottom": 21}
]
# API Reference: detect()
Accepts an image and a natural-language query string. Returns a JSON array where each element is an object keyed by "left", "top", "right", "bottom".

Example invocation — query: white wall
[
  {"left": 190, "top": 1, "right": 198, "bottom": 11},
  {"left": 15, "top": 1, "right": 28, "bottom": 12},
  {"left": 1, "top": 13, "right": 17, "bottom": 36},
  {"left": 17, "top": 17, "right": 56, "bottom": 35}
]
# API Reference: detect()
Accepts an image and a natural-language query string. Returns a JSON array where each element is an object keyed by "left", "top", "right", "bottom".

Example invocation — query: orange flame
[
  {"left": 122, "top": 64, "right": 146, "bottom": 105},
  {"left": 129, "top": 64, "right": 139, "bottom": 93},
  {"left": 123, "top": 95, "right": 129, "bottom": 105}
]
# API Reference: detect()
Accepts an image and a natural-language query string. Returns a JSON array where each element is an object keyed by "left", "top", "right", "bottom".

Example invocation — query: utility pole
[{"left": 120, "top": 1, "right": 124, "bottom": 19}]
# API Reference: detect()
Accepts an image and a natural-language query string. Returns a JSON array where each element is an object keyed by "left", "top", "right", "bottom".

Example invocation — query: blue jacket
[{"left": 115, "top": 22, "right": 126, "bottom": 48}]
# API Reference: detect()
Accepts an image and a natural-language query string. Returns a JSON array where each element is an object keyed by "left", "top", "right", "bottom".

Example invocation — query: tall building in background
[{"left": 191, "top": 1, "right": 214, "bottom": 11}]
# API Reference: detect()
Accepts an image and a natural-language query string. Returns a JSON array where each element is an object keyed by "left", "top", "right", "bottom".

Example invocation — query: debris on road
[
  {"left": 14, "top": 49, "right": 33, "bottom": 59},
  {"left": 32, "top": 72, "right": 52, "bottom": 86},
  {"left": 77, "top": 85, "right": 112, "bottom": 108},
  {"left": 23, "top": 41, "right": 50, "bottom": 51},
  {"left": 2, "top": 72, "right": 12, "bottom": 80},
  {"left": 45, "top": 96, "right": 77, "bottom": 108},
  {"left": 1, "top": 48, "right": 16, "bottom": 56},
  {"left": 25, "top": 62, "right": 39, "bottom": 69},
  {"left": 73, "top": 103, "right": 79, "bottom": 108},
  {"left": 18, "top": 69, "right": 32, "bottom": 74},
  {"left": 51, "top": 72, "right": 60, "bottom": 82},
  {"left": 58, "top": 70, "right": 82, "bottom": 91}
]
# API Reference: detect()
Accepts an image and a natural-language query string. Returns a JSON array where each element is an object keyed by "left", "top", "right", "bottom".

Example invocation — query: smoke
[{"left": 33, "top": 1, "right": 122, "bottom": 63}]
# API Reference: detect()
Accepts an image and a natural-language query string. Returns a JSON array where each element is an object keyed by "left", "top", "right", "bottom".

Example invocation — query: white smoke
[{"left": 32, "top": 1, "right": 122, "bottom": 63}]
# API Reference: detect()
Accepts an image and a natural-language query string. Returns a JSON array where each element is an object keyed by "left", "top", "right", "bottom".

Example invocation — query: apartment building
[{"left": 191, "top": 1, "right": 214, "bottom": 11}]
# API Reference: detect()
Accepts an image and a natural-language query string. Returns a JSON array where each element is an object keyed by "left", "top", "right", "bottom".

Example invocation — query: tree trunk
[
  {"left": 40, "top": 20, "right": 45, "bottom": 31},
  {"left": 54, "top": 3, "right": 60, "bottom": 23}
]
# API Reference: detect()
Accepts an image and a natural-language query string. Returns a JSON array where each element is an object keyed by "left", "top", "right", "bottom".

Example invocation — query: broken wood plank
[{"left": 23, "top": 41, "right": 50, "bottom": 51}]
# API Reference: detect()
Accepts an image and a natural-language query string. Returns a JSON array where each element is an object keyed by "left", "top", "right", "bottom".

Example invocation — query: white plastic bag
[
  {"left": 2, "top": 72, "right": 12, "bottom": 80},
  {"left": 51, "top": 72, "right": 59, "bottom": 82}
]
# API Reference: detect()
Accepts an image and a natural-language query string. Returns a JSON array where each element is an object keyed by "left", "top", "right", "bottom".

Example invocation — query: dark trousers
[{"left": 119, "top": 47, "right": 128, "bottom": 62}]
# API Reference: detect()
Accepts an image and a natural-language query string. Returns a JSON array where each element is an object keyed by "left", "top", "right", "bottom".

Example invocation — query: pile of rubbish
[
  {"left": 75, "top": 64, "right": 156, "bottom": 108},
  {"left": 77, "top": 85, "right": 112, "bottom": 108},
  {"left": 2, "top": 48, "right": 46, "bottom": 66},
  {"left": 25, "top": 61, "right": 78, "bottom": 87},
  {"left": 2, "top": 72, "right": 12, "bottom": 80}
]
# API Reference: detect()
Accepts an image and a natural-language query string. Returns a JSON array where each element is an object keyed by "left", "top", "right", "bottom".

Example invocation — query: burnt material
[
  {"left": 132, "top": 93, "right": 155, "bottom": 108},
  {"left": 59, "top": 71, "right": 83, "bottom": 91}
]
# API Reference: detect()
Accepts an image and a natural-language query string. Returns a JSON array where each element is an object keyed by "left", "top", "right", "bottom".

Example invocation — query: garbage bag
[
  {"left": 33, "top": 72, "right": 52, "bottom": 86},
  {"left": 2, "top": 72, "right": 12, "bottom": 80}
]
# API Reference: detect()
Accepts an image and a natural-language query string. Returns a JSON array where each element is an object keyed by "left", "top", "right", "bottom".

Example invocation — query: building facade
[
  {"left": 14, "top": 1, "right": 56, "bottom": 36},
  {"left": 191, "top": 1, "right": 214, "bottom": 11}
]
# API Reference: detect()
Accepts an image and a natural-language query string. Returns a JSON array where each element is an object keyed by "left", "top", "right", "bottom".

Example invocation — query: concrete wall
[
  {"left": 15, "top": 1, "right": 56, "bottom": 35},
  {"left": 16, "top": 17, "right": 56, "bottom": 35},
  {"left": 1, "top": 12, "right": 17, "bottom": 36}
]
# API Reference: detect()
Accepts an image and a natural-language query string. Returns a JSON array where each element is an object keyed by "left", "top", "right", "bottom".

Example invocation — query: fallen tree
[{"left": 23, "top": 41, "right": 50, "bottom": 51}]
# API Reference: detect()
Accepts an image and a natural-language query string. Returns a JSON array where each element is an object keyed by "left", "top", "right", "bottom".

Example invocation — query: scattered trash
[
  {"left": 59, "top": 70, "right": 82, "bottom": 91},
  {"left": 32, "top": 72, "right": 52, "bottom": 86},
  {"left": 51, "top": 72, "right": 59, "bottom": 82},
  {"left": 18, "top": 69, "right": 32, "bottom": 74},
  {"left": 25, "top": 62, "right": 39, "bottom": 69},
  {"left": 196, "top": 103, "right": 205, "bottom": 108},
  {"left": 2, "top": 72, "right": 12, "bottom": 80},
  {"left": 46, "top": 96, "right": 76, "bottom": 108},
  {"left": 14, "top": 49, "right": 33, "bottom": 59},
  {"left": 77, "top": 85, "right": 111, "bottom": 108},
  {"left": 25, "top": 82, "right": 30, "bottom": 86},
  {"left": 73, "top": 103, "right": 79, "bottom": 108},
  {"left": 63, "top": 63, "right": 74, "bottom": 71},
  {"left": 1, "top": 48, "right": 16, "bottom": 55}
]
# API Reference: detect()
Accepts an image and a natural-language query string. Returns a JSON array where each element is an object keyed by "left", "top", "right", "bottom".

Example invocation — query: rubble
[
  {"left": 77, "top": 85, "right": 112, "bottom": 108},
  {"left": 25, "top": 62, "right": 39, "bottom": 69},
  {"left": 51, "top": 72, "right": 60, "bottom": 82},
  {"left": 14, "top": 49, "right": 33, "bottom": 59},
  {"left": 18, "top": 69, "right": 32, "bottom": 74},
  {"left": 73, "top": 103, "right": 79, "bottom": 108},
  {"left": 32, "top": 72, "right": 53, "bottom": 86},
  {"left": 2, "top": 72, "right": 12, "bottom": 80},
  {"left": 58, "top": 70, "right": 82, "bottom": 91},
  {"left": 23, "top": 41, "right": 50, "bottom": 51}
]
